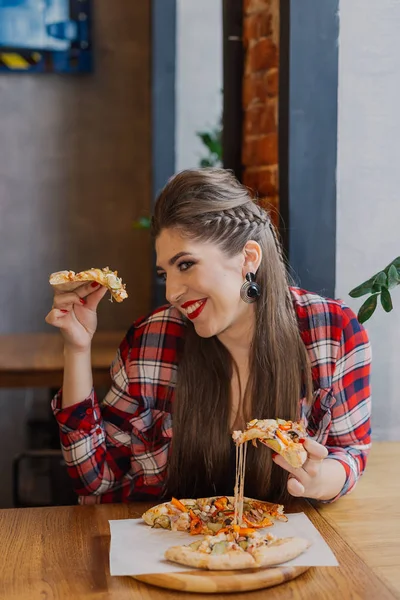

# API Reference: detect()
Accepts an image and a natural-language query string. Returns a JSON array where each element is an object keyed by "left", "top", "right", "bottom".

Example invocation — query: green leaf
[
  {"left": 372, "top": 271, "right": 387, "bottom": 292},
  {"left": 349, "top": 280, "right": 374, "bottom": 298},
  {"left": 350, "top": 257, "right": 400, "bottom": 298},
  {"left": 381, "top": 288, "right": 393, "bottom": 312},
  {"left": 200, "top": 158, "right": 213, "bottom": 167},
  {"left": 357, "top": 294, "right": 378, "bottom": 324},
  {"left": 196, "top": 123, "right": 223, "bottom": 168},
  {"left": 197, "top": 132, "right": 213, "bottom": 147},
  {"left": 389, "top": 256, "right": 400, "bottom": 270},
  {"left": 388, "top": 264, "right": 400, "bottom": 288}
]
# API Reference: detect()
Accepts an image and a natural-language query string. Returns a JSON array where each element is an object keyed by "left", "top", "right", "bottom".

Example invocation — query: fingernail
[
  {"left": 91, "top": 282, "right": 99, "bottom": 288},
  {"left": 272, "top": 453, "right": 278, "bottom": 459},
  {"left": 60, "top": 309, "right": 68, "bottom": 313},
  {"left": 80, "top": 298, "right": 86, "bottom": 304},
  {"left": 299, "top": 438, "right": 305, "bottom": 444}
]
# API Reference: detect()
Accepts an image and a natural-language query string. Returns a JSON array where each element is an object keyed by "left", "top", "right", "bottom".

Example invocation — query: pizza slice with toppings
[
  {"left": 49, "top": 267, "right": 128, "bottom": 302},
  {"left": 142, "top": 495, "right": 287, "bottom": 535},
  {"left": 232, "top": 418, "right": 307, "bottom": 469},
  {"left": 165, "top": 526, "right": 311, "bottom": 570}
]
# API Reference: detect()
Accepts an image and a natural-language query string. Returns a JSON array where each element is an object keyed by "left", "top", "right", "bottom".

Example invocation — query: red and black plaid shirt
[{"left": 52, "top": 287, "right": 371, "bottom": 504}]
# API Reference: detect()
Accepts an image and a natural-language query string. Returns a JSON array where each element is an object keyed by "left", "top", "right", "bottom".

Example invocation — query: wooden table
[
  {"left": 0, "top": 331, "right": 126, "bottom": 388},
  {"left": 0, "top": 442, "right": 398, "bottom": 600},
  {"left": 318, "top": 442, "right": 400, "bottom": 598}
]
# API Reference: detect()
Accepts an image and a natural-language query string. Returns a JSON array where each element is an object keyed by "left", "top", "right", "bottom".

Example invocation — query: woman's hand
[
  {"left": 273, "top": 438, "right": 345, "bottom": 501},
  {"left": 45, "top": 282, "right": 107, "bottom": 352}
]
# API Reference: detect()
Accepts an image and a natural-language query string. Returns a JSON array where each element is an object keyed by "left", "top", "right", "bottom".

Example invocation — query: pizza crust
[
  {"left": 251, "top": 536, "right": 311, "bottom": 567},
  {"left": 260, "top": 439, "right": 307, "bottom": 469},
  {"left": 49, "top": 267, "right": 128, "bottom": 303},
  {"left": 164, "top": 536, "right": 311, "bottom": 570},
  {"left": 165, "top": 545, "right": 256, "bottom": 570}
]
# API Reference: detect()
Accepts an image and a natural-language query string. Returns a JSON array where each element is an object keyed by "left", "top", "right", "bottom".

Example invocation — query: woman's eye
[
  {"left": 157, "top": 272, "right": 167, "bottom": 281},
  {"left": 178, "top": 261, "right": 194, "bottom": 272}
]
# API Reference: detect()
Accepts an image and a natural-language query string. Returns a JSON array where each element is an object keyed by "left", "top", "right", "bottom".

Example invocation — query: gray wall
[
  {"left": 0, "top": 2, "right": 152, "bottom": 506},
  {"left": 175, "top": 0, "right": 222, "bottom": 171},
  {"left": 336, "top": 0, "right": 400, "bottom": 441}
]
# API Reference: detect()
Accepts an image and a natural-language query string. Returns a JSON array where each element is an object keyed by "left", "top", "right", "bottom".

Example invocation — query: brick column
[{"left": 242, "top": 0, "right": 279, "bottom": 226}]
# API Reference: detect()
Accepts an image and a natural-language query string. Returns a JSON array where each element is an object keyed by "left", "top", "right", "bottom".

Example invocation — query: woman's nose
[{"left": 166, "top": 277, "right": 187, "bottom": 305}]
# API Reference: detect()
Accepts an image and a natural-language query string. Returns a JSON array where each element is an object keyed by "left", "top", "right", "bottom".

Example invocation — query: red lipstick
[{"left": 181, "top": 299, "right": 207, "bottom": 320}]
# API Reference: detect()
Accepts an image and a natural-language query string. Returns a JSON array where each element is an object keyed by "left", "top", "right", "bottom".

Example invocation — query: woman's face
[{"left": 155, "top": 228, "right": 259, "bottom": 339}]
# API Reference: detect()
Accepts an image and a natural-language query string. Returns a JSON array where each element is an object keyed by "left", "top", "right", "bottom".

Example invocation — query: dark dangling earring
[{"left": 240, "top": 272, "right": 261, "bottom": 304}]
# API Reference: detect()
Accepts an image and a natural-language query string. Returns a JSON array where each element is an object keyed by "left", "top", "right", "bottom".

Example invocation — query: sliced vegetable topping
[
  {"left": 275, "top": 429, "right": 290, "bottom": 445},
  {"left": 242, "top": 515, "right": 273, "bottom": 529},
  {"left": 214, "top": 496, "right": 228, "bottom": 511},
  {"left": 171, "top": 497, "right": 187, "bottom": 512},
  {"left": 153, "top": 515, "right": 171, "bottom": 529}
]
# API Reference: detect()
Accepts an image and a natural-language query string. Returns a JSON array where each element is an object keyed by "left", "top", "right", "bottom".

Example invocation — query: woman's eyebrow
[{"left": 156, "top": 252, "right": 193, "bottom": 270}]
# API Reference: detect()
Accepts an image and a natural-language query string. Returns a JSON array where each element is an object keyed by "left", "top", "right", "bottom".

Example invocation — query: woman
[{"left": 45, "top": 168, "right": 371, "bottom": 506}]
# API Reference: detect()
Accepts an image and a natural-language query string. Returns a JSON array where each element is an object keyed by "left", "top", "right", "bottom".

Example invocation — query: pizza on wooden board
[
  {"left": 49, "top": 267, "right": 128, "bottom": 302},
  {"left": 144, "top": 416, "right": 312, "bottom": 571}
]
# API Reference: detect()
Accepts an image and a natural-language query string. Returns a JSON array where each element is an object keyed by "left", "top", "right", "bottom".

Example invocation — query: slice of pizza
[
  {"left": 49, "top": 267, "right": 128, "bottom": 303},
  {"left": 165, "top": 527, "right": 311, "bottom": 570},
  {"left": 141, "top": 496, "right": 287, "bottom": 535},
  {"left": 232, "top": 418, "right": 308, "bottom": 469}
]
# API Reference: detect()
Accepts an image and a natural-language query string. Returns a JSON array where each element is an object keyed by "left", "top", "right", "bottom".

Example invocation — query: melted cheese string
[{"left": 233, "top": 440, "right": 248, "bottom": 527}]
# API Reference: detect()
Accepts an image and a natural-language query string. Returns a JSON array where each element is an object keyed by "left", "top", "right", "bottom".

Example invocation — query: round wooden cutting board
[{"left": 133, "top": 565, "right": 310, "bottom": 593}]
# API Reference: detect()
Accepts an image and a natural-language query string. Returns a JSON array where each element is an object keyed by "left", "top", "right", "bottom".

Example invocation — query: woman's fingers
[
  {"left": 52, "top": 292, "right": 87, "bottom": 310},
  {"left": 45, "top": 308, "right": 71, "bottom": 328},
  {"left": 272, "top": 454, "right": 308, "bottom": 484},
  {"left": 84, "top": 284, "right": 108, "bottom": 309},
  {"left": 272, "top": 454, "right": 309, "bottom": 498},
  {"left": 287, "top": 475, "right": 305, "bottom": 497},
  {"left": 273, "top": 439, "right": 330, "bottom": 498},
  {"left": 301, "top": 439, "right": 328, "bottom": 477},
  {"left": 52, "top": 283, "right": 107, "bottom": 310},
  {"left": 303, "top": 438, "right": 329, "bottom": 460}
]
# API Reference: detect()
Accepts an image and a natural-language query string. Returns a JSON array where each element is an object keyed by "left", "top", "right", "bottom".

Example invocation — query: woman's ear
[{"left": 242, "top": 240, "right": 262, "bottom": 277}]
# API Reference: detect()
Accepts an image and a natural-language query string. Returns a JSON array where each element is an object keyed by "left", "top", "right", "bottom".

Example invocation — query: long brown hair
[{"left": 152, "top": 168, "right": 313, "bottom": 503}]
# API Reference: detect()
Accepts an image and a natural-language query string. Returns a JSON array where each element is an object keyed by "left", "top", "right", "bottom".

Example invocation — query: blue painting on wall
[{"left": 0, "top": 0, "right": 92, "bottom": 73}]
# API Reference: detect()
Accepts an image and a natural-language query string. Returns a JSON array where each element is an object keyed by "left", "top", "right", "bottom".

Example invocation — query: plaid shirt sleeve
[
  {"left": 51, "top": 307, "right": 184, "bottom": 504},
  {"left": 323, "top": 304, "right": 372, "bottom": 502},
  {"left": 51, "top": 330, "right": 134, "bottom": 501}
]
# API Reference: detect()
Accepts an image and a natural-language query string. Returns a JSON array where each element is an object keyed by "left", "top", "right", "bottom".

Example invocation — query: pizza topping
[
  {"left": 275, "top": 429, "right": 290, "bottom": 446},
  {"left": 214, "top": 496, "right": 228, "bottom": 511},
  {"left": 278, "top": 423, "right": 292, "bottom": 431},
  {"left": 153, "top": 515, "right": 170, "bottom": 529},
  {"left": 186, "top": 529, "right": 278, "bottom": 556},
  {"left": 174, "top": 512, "right": 191, "bottom": 531},
  {"left": 171, "top": 497, "right": 187, "bottom": 512},
  {"left": 189, "top": 540, "right": 202, "bottom": 551},
  {"left": 206, "top": 521, "right": 224, "bottom": 534},
  {"left": 211, "top": 541, "right": 230, "bottom": 555},
  {"left": 189, "top": 510, "right": 203, "bottom": 535},
  {"left": 242, "top": 515, "right": 273, "bottom": 529}
]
